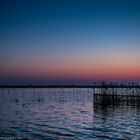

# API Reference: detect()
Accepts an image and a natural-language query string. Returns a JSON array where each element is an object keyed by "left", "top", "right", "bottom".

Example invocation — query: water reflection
[{"left": 0, "top": 88, "right": 140, "bottom": 140}]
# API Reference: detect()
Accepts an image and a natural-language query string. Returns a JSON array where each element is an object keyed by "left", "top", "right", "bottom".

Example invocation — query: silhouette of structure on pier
[{"left": 1, "top": 81, "right": 140, "bottom": 105}]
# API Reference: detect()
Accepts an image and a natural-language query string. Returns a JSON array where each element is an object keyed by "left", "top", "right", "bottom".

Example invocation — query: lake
[{"left": 0, "top": 88, "right": 140, "bottom": 140}]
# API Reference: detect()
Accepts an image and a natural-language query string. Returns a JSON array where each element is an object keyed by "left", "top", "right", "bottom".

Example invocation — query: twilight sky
[{"left": 0, "top": 0, "right": 140, "bottom": 84}]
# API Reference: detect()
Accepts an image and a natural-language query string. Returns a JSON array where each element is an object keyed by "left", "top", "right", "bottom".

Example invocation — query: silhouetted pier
[
  {"left": 0, "top": 85, "right": 140, "bottom": 89},
  {"left": 1, "top": 83, "right": 140, "bottom": 105}
]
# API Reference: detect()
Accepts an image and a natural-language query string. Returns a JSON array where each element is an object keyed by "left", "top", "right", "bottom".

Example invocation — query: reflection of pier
[
  {"left": 93, "top": 88, "right": 140, "bottom": 106},
  {"left": 1, "top": 84, "right": 140, "bottom": 105}
]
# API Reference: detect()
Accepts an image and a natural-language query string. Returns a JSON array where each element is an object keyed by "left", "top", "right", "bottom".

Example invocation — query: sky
[{"left": 0, "top": 0, "right": 140, "bottom": 84}]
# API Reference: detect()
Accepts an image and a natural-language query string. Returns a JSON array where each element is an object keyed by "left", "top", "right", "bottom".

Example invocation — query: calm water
[{"left": 0, "top": 88, "right": 140, "bottom": 140}]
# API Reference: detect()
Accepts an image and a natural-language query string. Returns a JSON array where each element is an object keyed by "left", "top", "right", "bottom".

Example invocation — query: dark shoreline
[{"left": 0, "top": 85, "right": 140, "bottom": 88}]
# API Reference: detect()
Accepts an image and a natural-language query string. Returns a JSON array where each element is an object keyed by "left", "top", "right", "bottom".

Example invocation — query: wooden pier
[{"left": 0, "top": 84, "right": 140, "bottom": 105}]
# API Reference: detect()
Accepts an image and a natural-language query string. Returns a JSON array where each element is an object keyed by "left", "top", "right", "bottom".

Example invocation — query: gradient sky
[{"left": 0, "top": 0, "right": 140, "bottom": 84}]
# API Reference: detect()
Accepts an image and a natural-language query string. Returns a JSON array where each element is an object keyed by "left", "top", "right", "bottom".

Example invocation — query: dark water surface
[{"left": 0, "top": 88, "right": 140, "bottom": 140}]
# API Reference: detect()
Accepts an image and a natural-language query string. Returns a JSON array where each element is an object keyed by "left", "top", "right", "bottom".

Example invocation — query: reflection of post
[
  {"left": 2, "top": 88, "right": 4, "bottom": 99},
  {"left": 93, "top": 88, "right": 94, "bottom": 115},
  {"left": 112, "top": 88, "right": 115, "bottom": 104},
  {"left": 93, "top": 88, "right": 95, "bottom": 94},
  {"left": 93, "top": 88, "right": 98, "bottom": 105}
]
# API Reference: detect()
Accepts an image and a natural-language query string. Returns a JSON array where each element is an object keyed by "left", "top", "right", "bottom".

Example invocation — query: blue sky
[{"left": 0, "top": 0, "right": 140, "bottom": 84}]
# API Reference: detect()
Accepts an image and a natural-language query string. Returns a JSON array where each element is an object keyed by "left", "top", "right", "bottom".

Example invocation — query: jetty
[{"left": 1, "top": 82, "right": 140, "bottom": 105}]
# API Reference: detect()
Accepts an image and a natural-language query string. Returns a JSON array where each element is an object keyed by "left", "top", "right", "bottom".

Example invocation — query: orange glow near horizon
[{"left": 1, "top": 49, "right": 140, "bottom": 81}]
